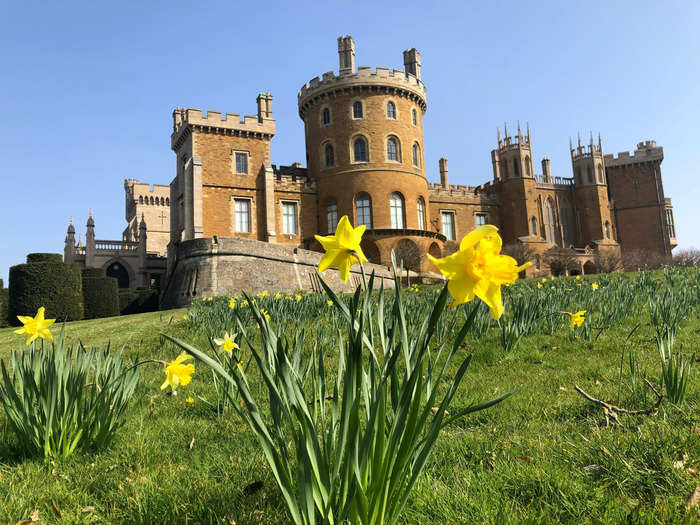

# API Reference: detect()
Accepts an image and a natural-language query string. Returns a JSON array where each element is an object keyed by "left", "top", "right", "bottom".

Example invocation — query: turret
[
  {"left": 491, "top": 121, "right": 533, "bottom": 181},
  {"left": 337, "top": 35, "right": 355, "bottom": 75},
  {"left": 64, "top": 217, "right": 75, "bottom": 263},
  {"left": 403, "top": 48, "right": 421, "bottom": 80},
  {"left": 85, "top": 210, "right": 96, "bottom": 267},
  {"left": 541, "top": 158, "right": 552, "bottom": 182}
]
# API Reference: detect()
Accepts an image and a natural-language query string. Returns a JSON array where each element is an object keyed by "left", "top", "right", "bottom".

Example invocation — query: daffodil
[
  {"left": 576, "top": 275, "right": 582, "bottom": 280},
  {"left": 537, "top": 283, "right": 543, "bottom": 289},
  {"left": 314, "top": 215, "right": 368, "bottom": 283},
  {"left": 14, "top": 307, "right": 55, "bottom": 346},
  {"left": 213, "top": 332, "right": 238, "bottom": 354},
  {"left": 260, "top": 309, "right": 271, "bottom": 322},
  {"left": 564, "top": 310, "right": 586, "bottom": 329},
  {"left": 183, "top": 314, "right": 188, "bottom": 320},
  {"left": 541, "top": 278, "right": 547, "bottom": 283},
  {"left": 327, "top": 300, "right": 334, "bottom": 306},
  {"left": 229, "top": 298, "right": 236, "bottom": 309},
  {"left": 550, "top": 276, "right": 555, "bottom": 281},
  {"left": 592, "top": 283, "right": 599, "bottom": 290},
  {"left": 295, "top": 294, "right": 302, "bottom": 302},
  {"left": 186, "top": 396, "right": 194, "bottom": 403},
  {"left": 160, "top": 352, "right": 195, "bottom": 391},
  {"left": 427, "top": 225, "right": 531, "bottom": 319}
]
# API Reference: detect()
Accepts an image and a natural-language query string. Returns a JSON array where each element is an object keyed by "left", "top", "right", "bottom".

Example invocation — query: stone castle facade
[{"left": 64, "top": 35, "right": 677, "bottom": 304}]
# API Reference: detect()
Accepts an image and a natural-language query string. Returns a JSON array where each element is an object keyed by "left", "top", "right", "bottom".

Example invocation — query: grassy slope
[{"left": 0, "top": 286, "right": 697, "bottom": 524}]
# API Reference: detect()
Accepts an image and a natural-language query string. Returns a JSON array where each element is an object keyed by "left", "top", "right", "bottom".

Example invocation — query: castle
[{"left": 64, "top": 35, "right": 677, "bottom": 306}]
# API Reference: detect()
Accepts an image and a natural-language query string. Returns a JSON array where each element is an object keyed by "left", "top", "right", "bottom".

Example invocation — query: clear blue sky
[{"left": 1, "top": 1, "right": 699, "bottom": 283}]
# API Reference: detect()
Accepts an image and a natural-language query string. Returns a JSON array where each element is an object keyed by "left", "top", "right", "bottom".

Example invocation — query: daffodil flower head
[
  {"left": 14, "top": 307, "right": 55, "bottom": 346},
  {"left": 295, "top": 294, "right": 302, "bottom": 302},
  {"left": 161, "top": 352, "right": 195, "bottom": 391},
  {"left": 427, "top": 225, "right": 531, "bottom": 320},
  {"left": 537, "top": 283, "right": 543, "bottom": 288},
  {"left": 228, "top": 298, "right": 236, "bottom": 309},
  {"left": 314, "top": 215, "right": 368, "bottom": 283},
  {"left": 576, "top": 275, "right": 582, "bottom": 280},
  {"left": 327, "top": 300, "right": 334, "bottom": 306},
  {"left": 564, "top": 310, "right": 586, "bottom": 329},
  {"left": 592, "top": 283, "right": 599, "bottom": 290},
  {"left": 213, "top": 332, "right": 239, "bottom": 354}
]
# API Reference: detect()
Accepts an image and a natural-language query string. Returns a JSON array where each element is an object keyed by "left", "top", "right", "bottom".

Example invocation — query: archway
[
  {"left": 583, "top": 261, "right": 597, "bottom": 275},
  {"left": 360, "top": 238, "right": 381, "bottom": 265},
  {"left": 106, "top": 261, "right": 130, "bottom": 288},
  {"left": 394, "top": 239, "right": 420, "bottom": 272},
  {"left": 428, "top": 242, "right": 441, "bottom": 259}
]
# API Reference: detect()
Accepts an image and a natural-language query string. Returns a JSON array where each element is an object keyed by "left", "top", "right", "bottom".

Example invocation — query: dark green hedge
[
  {"left": 82, "top": 267, "right": 106, "bottom": 279},
  {"left": 0, "top": 288, "right": 8, "bottom": 328},
  {"left": 26, "top": 253, "right": 63, "bottom": 264},
  {"left": 82, "top": 276, "right": 119, "bottom": 319},
  {"left": 118, "top": 288, "right": 159, "bottom": 315},
  {"left": 9, "top": 262, "right": 84, "bottom": 324}
]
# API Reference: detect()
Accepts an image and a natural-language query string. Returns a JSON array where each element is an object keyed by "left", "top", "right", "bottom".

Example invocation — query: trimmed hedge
[
  {"left": 0, "top": 288, "right": 8, "bottom": 328},
  {"left": 26, "top": 253, "right": 63, "bottom": 264},
  {"left": 118, "top": 288, "right": 159, "bottom": 315},
  {"left": 9, "top": 259, "right": 84, "bottom": 325},
  {"left": 83, "top": 276, "right": 119, "bottom": 319},
  {"left": 82, "top": 267, "right": 106, "bottom": 279}
]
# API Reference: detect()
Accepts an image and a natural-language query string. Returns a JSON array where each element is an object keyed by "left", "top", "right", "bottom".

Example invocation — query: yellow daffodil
[
  {"left": 550, "top": 276, "right": 555, "bottom": 281},
  {"left": 537, "top": 283, "right": 543, "bottom": 289},
  {"left": 242, "top": 300, "right": 249, "bottom": 307},
  {"left": 186, "top": 396, "right": 194, "bottom": 403},
  {"left": 314, "top": 215, "right": 368, "bottom": 283},
  {"left": 427, "top": 225, "right": 531, "bottom": 320},
  {"left": 592, "top": 283, "right": 599, "bottom": 290},
  {"left": 229, "top": 298, "right": 236, "bottom": 309},
  {"left": 295, "top": 294, "right": 302, "bottom": 302},
  {"left": 213, "top": 332, "right": 238, "bottom": 354},
  {"left": 260, "top": 309, "right": 271, "bottom": 322},
  {"left": 576, "top": 275, "right": 582, "bottom": 280},
  {"left": 14, "top": 307, "right": 55, "bottom": 346},
  {"left": 327, "top": 300, "right": 334, "bottom": 306},
  {"left": 160, "top": 352, "right": 195, "bottom": 391},
  {"left": 274, "top": 292, "right": 282, "bottom": 300},
  {"left": 183, "top": 314, "right": 187, "bottom": 320},
  {"left": 565, "top": 310, "right": 586, "bottom": 329}
]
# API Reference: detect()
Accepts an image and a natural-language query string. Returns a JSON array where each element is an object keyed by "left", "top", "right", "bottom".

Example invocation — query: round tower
[{"left": 298, "top": 36, "right": 441, "bottom": 269}]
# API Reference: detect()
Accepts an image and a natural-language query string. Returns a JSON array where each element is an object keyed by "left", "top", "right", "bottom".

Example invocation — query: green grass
[{"left": 0, "top": 273, "right": 698, "bottom": 524}]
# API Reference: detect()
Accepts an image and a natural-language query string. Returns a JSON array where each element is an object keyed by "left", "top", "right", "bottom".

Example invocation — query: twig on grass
[{"left": 574, "top": 379, "right": 663, "bottom": 427}]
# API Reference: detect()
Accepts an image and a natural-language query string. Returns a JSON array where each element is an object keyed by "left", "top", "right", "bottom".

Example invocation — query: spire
[
  {"left": 497, "top": 127, "right": 501, "bottom": 144},
  {"left": 526, "top": 122, "right": 531, "bottom": 143},
  {"left": 504, "top": 122, "right": 509, "bottom": 139},
  {"left": 67, "top": 216, "right": 75, "bottom": 234},
  {"left": 577, "top": 133, "right": 582, "bottom": 149},
  {"left": 589, "top": 130, "right": 594, "bottom": 147},
  {"left": 598, "top": 132, "right": 602, "bottom": 151},
  {"left": 569, "top": 136, "right": 573, "bottom": 150},
  {"left": 87, "top": 209, "right": 94, "bottom": 227},
  {"left": 77, "top": 234, "right": 83, "bottom": 248},
  {"left": 517, "top": 121, "right": 522, "bottom": 141}
]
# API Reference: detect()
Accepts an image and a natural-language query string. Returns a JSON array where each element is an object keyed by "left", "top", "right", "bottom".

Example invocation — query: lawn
[{"left": 0, "top": 270, "right": 697, "bottom": 524}]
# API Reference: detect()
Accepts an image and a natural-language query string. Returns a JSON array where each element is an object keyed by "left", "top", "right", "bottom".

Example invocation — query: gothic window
[
  {"left": 513, "top": 158, "right": 520, "bottom": 178},
  {"left": 559, "top": 200, "right": 573, "bottom": 246},
  {"left": 353, "top": 137, "right": 368, "bottom": 162},
  {"left": 166, "top": 198, "right": 170, "bottom": 206},
  {"left": 324, "top": 144, "right": 335, "bottom": 168},
  {"left": 587, "top": 167, "right": 593, "bottom": 184},
  {"left": 234, "top": 199, "right": 251, "bottom": 233},
  {"left": 322, "top": 107, "right": 331, "bottom": 125},
  {"left": 475, "top": 213, "right": 487, "bottom": 227},
  {"left": 525, "top": 155, "right": 531, "bottom": 176},
  {"left": 139, "top": 196, "right": 143, "bottom": 204},
  {"left": 390, "top": 193, "right": 405, "bottom": 229},
  {"left": 530, "top": 217, "right": 537, "bottom": 236},
  {"left": 282, "top": 202, "right": 298, "bottom": 235},
  {"left": 235, "top": 152, "right": 248, "bottom": 174},
  {"left": 417, "top": 197, "right": 425, "bottom": 230},
  {"left": 386, "top": 101, "right": 397, "bottom": 119},
  {"left": 441, "top": 211, "right": 455, "bottom": 241},
  {"left": 605, "top": 220, "right": 611, "bottom": 239},
  {"left": 387, "top": 136, "right": 400, "bottom": 162},
  {"left": 412, "top": 143, "right": 421, "bottom": 168},
  {"left": 150, "top": 196, "right": 154, "bottom": 205},
  {"left": 355, "top": 194, "right": 372, "bottom": 228},
  {"left": 597, "top": 165, "right": 604, "bottom": 184},
  {"left": 412, "top": 108, "right": 417, "bottom": 126},
  {"left": 544, "top": 198, "right": 556, "bottom": 242},
  {"left": 352, "top": 101, "right": 363, "bottom": 119},
  {"left": 326, "top": 201, "right": 338, "bottom": 233}
]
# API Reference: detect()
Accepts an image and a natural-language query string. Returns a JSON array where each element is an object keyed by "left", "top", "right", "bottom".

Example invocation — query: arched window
[
  {"left": 353, "top": 137, "right": 368, "bottom": 162},
  {"left": 525, "top": 156, "right": 531, "bottom": 176},
  {"left": 587, "top": 167, "right": 593, "bottom": 184},
  {"left": 390, "top": 193, "right": 405, "bottom": 229},
  {"left": 166, "top": 198, "right": 170, "bottom": 206},
  {"left": 412, "top": 143, "right": 421, "bottom": 168},
  {"left": 513, "top": 158, "right": 520, "bottom": 178},
  {"left": 544, "top": 198, "right": 556, "bottom": 242},
  {"left": 355, "top": 193, "right": 372, "bottom": 228},
  {"left": 322, "top": 107, "right": 331, "bottom": 125},
  {"left": 352, "top": 101, "right": 363, "bottom": 119},
  {"left": 324, "top": 143, "right": 334, "bottom": 168},
  {"left": 605, "top": 220, "right": 611, "bottom": 239},
  {"left": 161, "top": 197, "right": 165, "bottom": 205},
  {"left": 417, "top": 197, "right": 426, "bottom": 230},
  {"left": 386, "top": 101, "right": 396, "bottom": 119},
  {"left": 412, "top": 108, "right": 417, "bottom": 126},
  {"left": 559, "top": 200, "right": 573, "bottom": 246},
  {"left": 387, "top": 136, "right": 400, "bottom": 162},
  {"left": 150, "top": 196, "right": 154, "bottom": 205},
  {"left": 139, "top": 196, "right": 143, "bottom": 204},
  {"left": 530, "top": 217, "right": 537, "bottom": 236},
  {"left": 326, "top": 201, "right": 338, "bottom": 233},
  {"left": 597, "top": 165, "right": 604, "bottom": 184}
]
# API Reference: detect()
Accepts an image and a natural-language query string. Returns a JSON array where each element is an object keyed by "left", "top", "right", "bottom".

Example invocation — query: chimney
[
  {"left": 337, "top": 35, "right": 355, "bottom": 75},
  {"left": 403, "top": 48, "right": 421, "bottom": 80},
  {"left": 542, "top": 158, "right": 551, "bottom": 182},
  {"left": 256, "top": 93, "right": 272, "bottom": 121},
  {"left": 439, "top": 157, "right": 449, "bottom": 188}
]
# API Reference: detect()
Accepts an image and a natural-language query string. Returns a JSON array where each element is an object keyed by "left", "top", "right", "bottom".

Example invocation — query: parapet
[
  {"left": 272, "top": 164, "right": 317, "bottom": 192},
  {"left": 171, "top": 107, "right": 276, "bottom": 148},
  {"left": 603, "top": 140, "right": 663, "bottom": 167},
  {"left": 428, "top": 181, "right": 499, "bottom": 205}
]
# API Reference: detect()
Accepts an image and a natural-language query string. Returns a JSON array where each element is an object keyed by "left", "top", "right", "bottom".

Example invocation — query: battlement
[
  {"left": 428, "top": 181, "right": 499, "bottom": 204},
  {"left": 171, "top": 107, "right": 276, "bottom": 144},
  {"left": 124, "top": 179, "right": 171, "bottom": 195},
  {"left": 272, "top": 164, "right": 317, "bottom": 192},
  {"left": 571, "top": 133, "right": 604, "bottom": 161},
  {"left": 603, "top": 140, "right": 663, "bottom": 166}
]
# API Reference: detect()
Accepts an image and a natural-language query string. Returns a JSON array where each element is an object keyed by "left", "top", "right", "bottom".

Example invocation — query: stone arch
[
  {"left": 583, "top": 261, "right": 597, "bottom": 275},
  {"left": 394, "top": 239, "right": 420, "bottom": 272},
  {"left": 104, "top": 258, "right": 134, "bottom": 289},
  {"left": 360, "top": 238, "right": 381, "bottom": 265},
  {"left": 428, "top": 242, "right": 441, "bottom": 259}
]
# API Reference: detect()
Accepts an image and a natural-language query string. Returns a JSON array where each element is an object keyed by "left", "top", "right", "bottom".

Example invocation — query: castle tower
[
  {"left": 64, "top": 217, "right": 75, "bottom": 263},
  {"left": 571, "top": 133, "right": 615, "bottom": 246}
]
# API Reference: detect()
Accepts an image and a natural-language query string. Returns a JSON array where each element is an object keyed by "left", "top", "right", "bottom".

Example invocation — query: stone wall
[{"left": 160, "top": 236, "right": 396, "bottom": 309}]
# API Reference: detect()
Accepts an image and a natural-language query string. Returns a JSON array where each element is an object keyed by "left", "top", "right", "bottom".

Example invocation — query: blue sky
[{"left": 1, "top": 1, "right": 698, "bottom": 283}]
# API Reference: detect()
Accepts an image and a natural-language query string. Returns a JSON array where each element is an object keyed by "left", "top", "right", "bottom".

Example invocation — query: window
[
  {"left": 356, "top": 194, "right": 372, "bottom": 228},
  {"left": 324, "top": 144, "right": 334, "bottom": 168},
  {"left": 559, "top": 201, "right": 573, "bottom": 246},
  {"left": 476, "top": 213, "right": 487, "bottom": 227},
  {"left": 513, "top": 158, "right": 520, "bottom": 178},
  {"left": 235, "top": 152, "right": 248, "bottom": 174},
  {"left": 390, "top": 193, "right": 405, "bottom": 229},
  {"left": 666, "top": 209, "right": 675, "bottom": 237},
  {"left": 386, "top": 101, "right": 396, "bottom": 119},
  {"left": 326, "top": 201, "right": 338, "bottom": 233},
  {"left": 412, "top": 143, "right": 421, "bottom": 167},
  {"left": 234, "top": 199, "right": 251, "bottom": 233},
  {"left": 150, "top": 196, "right": 154, "bottom": 205},
  {"left": 353, "top": 137, "right": 368, "bottom": 162},
  {"left": 605, "top": 221, "right": 611, "bottom": 239},
  {"left": 525, "top": 156, "right": 531, "bottom": 176},
  {"left": 417, "top": 198, "right": 425, "bottom": 230},
  {"left": 441, "top": 212, "right": 455, "bottom": 241},
  {"left": 530, "top": 217, "right": 537, "bottom": 236},
  {"left": 587, "top": 167, "right": 593, "bottom": 184},
  {"left": 322, "top": 107, "right": 331, "bottom": 125},
  {"left": 139, "top": 196, "right": 143, "bottom": 204},
  {"left": 597, "top": 165, "right": 604, "bottom": 184},
  {"left": 387, "top": 137, "right": 400, "bottom": 162},
  {"left": 412, "top": 108, "right": 417, "bottom": 126},
  {"left": 352, "top": 101, "right": 363, "bottom": 119},
  {"left": 283, "top": 202, "right": 298, "bottom": 235},
  {"left": 544, "top": 198, "right": 556, "bottom": 242}
]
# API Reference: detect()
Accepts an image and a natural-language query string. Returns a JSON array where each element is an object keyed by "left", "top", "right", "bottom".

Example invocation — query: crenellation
[
  {"left": 603, "top": 141, "right": 663, "bottom": 166},
  {"left": 172, "top": 107, "right": 276, "bottom": 141}
]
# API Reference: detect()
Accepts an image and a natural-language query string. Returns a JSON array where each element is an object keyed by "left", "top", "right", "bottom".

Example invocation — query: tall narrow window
[
  {"left": 530, "top": 217, "right": 537, "bottom": 236},
  {"left": 544, "top": 198, "right": 556, "bottom": 242},
  {"left": 587, "top": 167, "right": 593, "bottom": 184},
  {"left": 441, "top": 212, "right": 455, "bottom": 241},
  {"left": 283, "top": 202, "right": 298, "bottom": 235},
  {"left": 353, "top": 137, "right": 368, "bottom": 162},
  {"left": 559, "top": 201, "right": 573, "bottom": 246},
  {"left": 412, "top": 108, "right": 417, "bottom": 126},
  {"left": 326, "top": 202, "right": 338, "bottom": 233},
  {"left": 666, "top": 209, "right": 675, "bottom": 237},
  {"left": 324, "top": 144, "right": 334, "bottom": 168},
  {"left": 352, "top": 101, "right": 363, "bottom": 119},
  {"left": 513, "top": 158, "right": 520, "bottom": 177},
  {"left": 390, "top": 193, "right": 405, "bottom": 229},
  {"left": 605, "top": 220, "right": 611, "bottom": 239},
  {"left": 387, "top": 136, "right": 400, "bottom": 162},
  {"left": 322, "top": 107, "right": 331, "bottom": 125},
  {"left": 597, "top": 165, "right": 604, "bottom": 184},
  {"left": 234, "top": 199, "right": 250, "bottom": 233},
  {"left": 412, "top": 143, "right": 421, "bottom": 167},
  {"left": 235, "top": 152, "right": 248, "bottom": 174},
  {"left": 417, "top": 198, "right": 425, "bottom": 230},
  {"left": 475, "top": 213, "right": 487, "bottom": 227},
  {"left": 355, "top": 194, "right": 372, "bottom": 228},
  {"left": 386, "top": 101, "right": 396, "bottom": 119}
]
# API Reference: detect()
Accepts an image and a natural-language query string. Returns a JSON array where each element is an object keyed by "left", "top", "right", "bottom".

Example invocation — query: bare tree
[
  {"left": 594, "top": 251, "right": 622, "bottom": 273},
  {"left": 622, "top": 250, "right": 671, "bottom": 271},
  {"left": 673, "top": 248, "right": 700, "bottom": 267},
  {"left": 544, "top": 247, "right": 579, "bottom": 276},
  {"left": 502, "top": 243, "right": 536, "bottom": 266}
]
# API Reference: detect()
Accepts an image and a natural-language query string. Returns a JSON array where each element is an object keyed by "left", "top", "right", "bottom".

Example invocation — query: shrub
[
  {"left": 118, "top": 288, "right": 159, "bottom": 315},
  {"left": 0, "top": 288, "right": 8, "bottom": 328},
  {"left": 26, "top": 253, "right": 63, "bottom": 264},
  {"left": 83, "top": 276, "right": 119, "bottom": 319},
  {"left": 9, "top": 258, "right": 84, "bottom": 324},
  {"left": 82, "top": 267, "right": 107, "bottom": 279}
]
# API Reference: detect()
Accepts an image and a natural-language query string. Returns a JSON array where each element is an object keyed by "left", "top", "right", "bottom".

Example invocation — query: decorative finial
[
  {"left": 517, "top": 121, "right": 522, "bottom": 140},
  {"left": 589, "top": 131, "right": 594, "bottom": 147},
  {"left": 598, "top": 132, "right": 602, "bottom": 150},
  {"left": 569, "top": 136, "right": 573, "bottom": 150},
  {"left": 504, "top": 122, "right": 509, "bottom": 139},
  {"left": 527, "top": 122, "right": 531, "bottom": 142},
  {"left": 497, "top": 127, "right": 501, "bottom": 144},
  {"left": 89, "top": 208, "right": 93, "bottom": 217},
  {"left": 577, "top": 133, "right": 582, "bottom": 148},
  {"left": 70, "top": 216, "right": 73, "bottom": 225}
]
